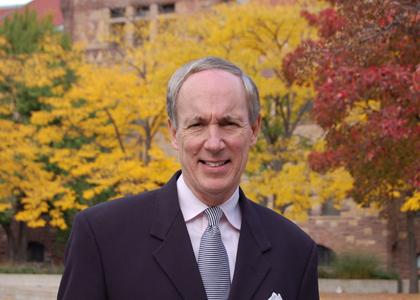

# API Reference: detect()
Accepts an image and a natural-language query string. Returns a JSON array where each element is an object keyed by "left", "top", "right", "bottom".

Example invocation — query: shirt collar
[{"left": 177, "top": 174, "right": 241, "bottom": 230}]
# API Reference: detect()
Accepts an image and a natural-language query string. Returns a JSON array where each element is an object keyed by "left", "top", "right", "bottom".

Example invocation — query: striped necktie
[{"left": 198, "top": 206, "right": 231, "bottom": 300}]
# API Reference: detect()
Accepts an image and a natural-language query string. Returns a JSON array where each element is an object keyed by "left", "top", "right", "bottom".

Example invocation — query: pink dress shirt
[{"left": 177, "top": 174, "right": 241, "bottom": 281}]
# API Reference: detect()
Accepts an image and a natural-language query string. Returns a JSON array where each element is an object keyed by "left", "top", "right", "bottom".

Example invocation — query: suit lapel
[
  {"left": 150, "top": 172, "right": 207, "bottom": 300},
  {"left": 229, "top": 190, "right": 272, "bottom": 300}
]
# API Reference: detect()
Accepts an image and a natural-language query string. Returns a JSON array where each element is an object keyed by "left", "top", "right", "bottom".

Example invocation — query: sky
[{"left": 0, "top": 0, "right": 32, "bottom": 8}]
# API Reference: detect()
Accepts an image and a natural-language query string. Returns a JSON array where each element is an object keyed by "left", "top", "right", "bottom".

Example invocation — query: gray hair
[{"left": 166, "top": 56, "right": 260, "bottom": 128}]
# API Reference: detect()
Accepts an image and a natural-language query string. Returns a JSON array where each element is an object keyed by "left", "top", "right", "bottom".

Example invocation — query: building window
[
  {"left": 135, "top": 5, "right": 150, "bottom": 17},
  {"left": 317, "top": 244, "right": 335, "bottom": 266},
  {"left": 133, "top": 20, "right": 150, "bottom": 46},
  {"left": 27, "top": 241, "right": 45, "bottom": 262},
  {"left": 417, "top": 254, "right": 420, "bottom": 270},
  {"left": 110, "top": 7, "right": 125, "bottom": 18},
  {"left": 158, "top": 3, "right": 175, "bottom": 14},
  {"left": 321, "top": 199, "right": 340, "bottom": 216}
]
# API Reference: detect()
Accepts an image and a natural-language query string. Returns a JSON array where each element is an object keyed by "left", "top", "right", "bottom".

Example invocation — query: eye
[
  {"left": 223, "top": 121, "right": 239, "bottom": 127},
  {"left": 188, "top": 123, "right": 202, "bottom": 129}
]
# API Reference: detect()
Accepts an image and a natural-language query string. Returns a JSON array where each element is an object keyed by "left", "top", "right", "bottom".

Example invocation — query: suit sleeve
[
  {"left": 58, "top": 212, "right": 107, "bottom": 300},
  {"left": 297, "top": 242, "right": 319, "bottom": 300}
]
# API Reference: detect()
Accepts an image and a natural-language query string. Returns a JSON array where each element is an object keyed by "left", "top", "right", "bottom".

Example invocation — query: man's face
[{"left": 169, "top": 69, "right": 260, "bottom": 205}]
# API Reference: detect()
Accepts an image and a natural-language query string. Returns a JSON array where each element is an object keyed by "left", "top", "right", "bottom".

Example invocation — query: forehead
[
  {"left": 181, "top": 69, "right": 243, "bottom": 91},
  {"left": 177, "top": 69, "right": 247, "bottom": 115}
]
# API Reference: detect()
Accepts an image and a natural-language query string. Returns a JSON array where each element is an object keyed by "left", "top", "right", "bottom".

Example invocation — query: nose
[{"left": 204, "top": 125, "right": 225, "bottom": 152}]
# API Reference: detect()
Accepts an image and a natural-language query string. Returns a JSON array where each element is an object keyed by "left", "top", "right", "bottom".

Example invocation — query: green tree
[{"left": 1, "top": 8, "right": 70, "bottom": 53}]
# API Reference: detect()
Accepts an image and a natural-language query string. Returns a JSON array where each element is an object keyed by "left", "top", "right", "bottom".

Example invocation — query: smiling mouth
[{"left": 200, "top": 160, "right": 230, "bottom": 167}]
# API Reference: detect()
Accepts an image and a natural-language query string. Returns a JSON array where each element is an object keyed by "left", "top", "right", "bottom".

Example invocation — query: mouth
[{"left": 199, "top": 160, "right": 230, "bottom": 167}]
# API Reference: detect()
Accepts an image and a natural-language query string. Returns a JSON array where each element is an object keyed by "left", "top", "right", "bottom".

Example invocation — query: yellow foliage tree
[
  {"left": 1, "top": 26, "right": 181, "bottom": 262},
  {"left": 0, "top": 33, "right": 81, "bottom": 261},
  {"left": 34, "top": 24, "right": 186, "bottom": 208},
  {"left": 36, "top": 62, "right": 179, "bottom": 201}
]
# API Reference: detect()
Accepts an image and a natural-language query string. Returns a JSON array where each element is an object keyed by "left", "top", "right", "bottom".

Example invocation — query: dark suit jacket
[{"left": 58, "top": 171, "right": 319, "bottom": 300}]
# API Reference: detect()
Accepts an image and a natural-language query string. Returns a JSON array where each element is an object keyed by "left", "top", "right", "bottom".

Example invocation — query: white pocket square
[{"left": 268, "top": 292, "right": 283, "bottom": 300}]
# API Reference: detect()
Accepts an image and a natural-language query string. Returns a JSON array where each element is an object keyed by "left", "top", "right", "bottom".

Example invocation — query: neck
[{"left": 182, "top": 176, "right": 237, "bottom": 207}]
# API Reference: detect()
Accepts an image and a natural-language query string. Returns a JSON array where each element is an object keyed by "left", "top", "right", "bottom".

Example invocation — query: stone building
[
  {"left": 0, "top": 0, "right": 63, "bottom": 28},
  {"left": 60, "top": 0, "right": 226, "bottom": 62},
  {"left": 60, "top": 0, "right": 295, "bottom": 61},
  {"left": 300, "top": 200, "right": 420, "bottom": 279},
  {"left": 0, "top": 226, "right": 65, "bottom": 264}
]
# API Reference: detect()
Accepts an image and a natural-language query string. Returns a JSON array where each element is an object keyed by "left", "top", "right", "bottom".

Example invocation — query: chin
[{"left": 200, "top": 181, "right": 236, "bottom": 197}]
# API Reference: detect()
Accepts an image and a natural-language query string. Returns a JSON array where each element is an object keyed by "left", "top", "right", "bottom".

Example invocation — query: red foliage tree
[{"left": 284, "top": 0, "right": 419, "bottom": 291}]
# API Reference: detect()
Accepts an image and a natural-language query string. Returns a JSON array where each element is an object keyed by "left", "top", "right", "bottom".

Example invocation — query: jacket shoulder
[
  {"left": 247, "top": 200, "right": 315, "bottom": 248},
  {"left": 76, "top": 189, "right": 160, "bottom": 229}
]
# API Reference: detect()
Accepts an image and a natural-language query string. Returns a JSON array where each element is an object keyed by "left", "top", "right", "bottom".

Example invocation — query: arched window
[
  {"left": 317, "top": 244, "right": 335, "bottom": 266},
  {"left": 321, "top": 199, "right": 340, "bottom": 216},
  {"left": 417, "top": 253, "right": 420, "bottom": 272},
  {"left": 27, "top": 241, "right": 45, "bottom": 262}
]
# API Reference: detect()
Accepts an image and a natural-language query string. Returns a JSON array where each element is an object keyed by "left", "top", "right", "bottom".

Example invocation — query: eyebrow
[
  {"left": 186, "top": 115, "right": 244, "bottom": 124},
  {"left": 219, "top": 115, "right": 243, "bottom": 124},
  {"left": 187, "top": 116, "right": 206, "bottom": 124}
]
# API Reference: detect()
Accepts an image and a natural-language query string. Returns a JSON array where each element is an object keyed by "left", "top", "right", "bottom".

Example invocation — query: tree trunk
[
  {"left": 143, "top": 123, "right": 152, "bottom": 165},
  {"left": 16, "top": 221, "right": 28, "bottom": 262},
  {"left": 406, "top": 211, "right": 419, "bottom": 293},
  {"left": 2, "top": 221, "right": 28, "bottom": 263},
  {"left": 3, "top": 223, "right": 16, "bottom": 261},
  {"left": 266, "top": 195, "right": 274, "bottom": 210}
]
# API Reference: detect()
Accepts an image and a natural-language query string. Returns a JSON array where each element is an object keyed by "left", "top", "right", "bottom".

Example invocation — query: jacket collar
[
  {"left": 150, "top": 171, "right": 272, "bottom": 300},
  {"left": 229, "top": 189, "right": 272, "bottom": 300}
]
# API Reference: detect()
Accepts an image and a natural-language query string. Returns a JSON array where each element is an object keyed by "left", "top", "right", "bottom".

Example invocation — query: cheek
[
  {"left": 230, "top": 138, "right": 252, "bottom": 159},
  {"left": 231, "top": 130, "right": 254, "bottom": 150},
  {"left": 179, "top": 135, "right": 203, "bottom": 156}
]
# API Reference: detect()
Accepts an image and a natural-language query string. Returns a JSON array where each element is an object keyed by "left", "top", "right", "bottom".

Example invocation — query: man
[{"left": 58, "top": 57, "right": 319, "bottom": 300}]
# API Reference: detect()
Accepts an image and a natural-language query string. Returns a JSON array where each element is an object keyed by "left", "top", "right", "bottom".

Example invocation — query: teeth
[{"left": 204, "top": 161, "right": 226, "bottom": 167}]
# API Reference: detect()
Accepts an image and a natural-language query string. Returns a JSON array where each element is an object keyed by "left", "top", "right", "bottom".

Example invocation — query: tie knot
[{"left": 205, "top": 206, "right": 223, "bottom": 226}]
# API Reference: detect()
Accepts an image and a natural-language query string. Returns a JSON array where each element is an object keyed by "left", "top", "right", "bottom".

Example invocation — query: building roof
[
  {"left": 0, "top": 0, "right": 63, "bottom": 27},
  {"left": 0, "top": 7, "right": 16, "bottom": 20}
]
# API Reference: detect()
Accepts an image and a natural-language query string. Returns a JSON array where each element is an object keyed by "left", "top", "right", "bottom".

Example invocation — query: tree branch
[{"left": 104, "top": 108, "right": 126, "bottom": 154}]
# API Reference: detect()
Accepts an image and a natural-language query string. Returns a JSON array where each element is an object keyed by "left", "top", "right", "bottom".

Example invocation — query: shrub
[
  {"left": 0, "top": 262, "right": 63, "bottom": 274},
  {"left": 318, "top": 252, "right": 399, "bottom": 279}
]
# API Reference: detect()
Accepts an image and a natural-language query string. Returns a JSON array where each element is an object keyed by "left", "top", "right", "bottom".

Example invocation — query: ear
[
  {"left": 250, "top": 115, "right": 261, "bottom": 145},
  {"left": 168, "top": 119, "right": 179, "bottom": 150}
]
